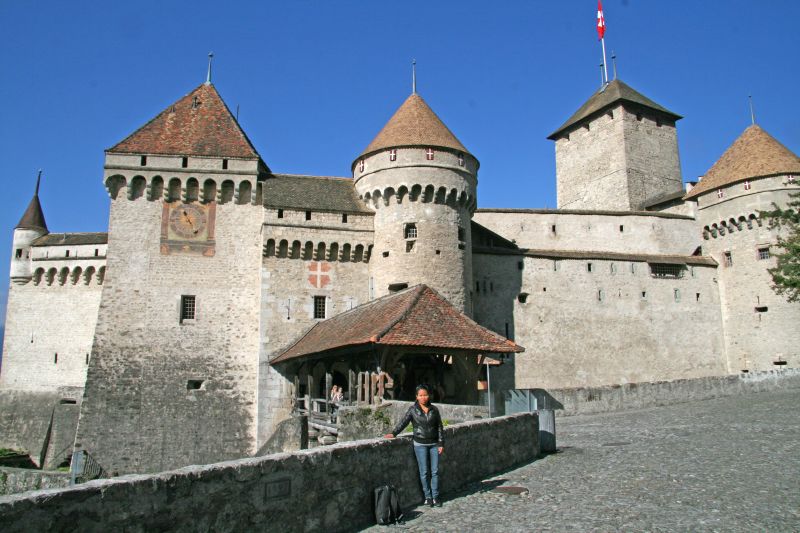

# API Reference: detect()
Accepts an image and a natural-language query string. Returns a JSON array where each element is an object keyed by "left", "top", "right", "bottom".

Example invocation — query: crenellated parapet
[
  {"left": 360, "top": 182, "right": 477, "bottom": 213},
  {"left": 31, "top": 264, "right": 106, "bottom": 286},
  {"left": 703, "top": 213, "right": 762, "bottom": 239},
  {"left": 103, "top": 171, "right": 262, "bottom": 206}
]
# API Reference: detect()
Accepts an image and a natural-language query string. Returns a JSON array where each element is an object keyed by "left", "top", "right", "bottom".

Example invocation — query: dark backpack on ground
[{"left": 373, "top": 484, "right": 404, "bottom": 525}]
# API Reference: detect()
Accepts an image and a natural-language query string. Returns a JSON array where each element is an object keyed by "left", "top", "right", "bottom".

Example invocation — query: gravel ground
[{"left": 360, "top": 388, "right": 800, "bottom": 532}]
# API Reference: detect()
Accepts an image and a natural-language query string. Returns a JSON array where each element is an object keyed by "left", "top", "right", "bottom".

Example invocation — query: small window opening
[
  {"left": 382, "top": 251, "right": 389, "bottom": 258},
  {"left": 696, "top": 293, "right": 701, "bottom": 302},
  {"left": 641, "top": 291, "right": 647, "bottom": 300},
  {"left": 388, "top": 283, "right": 408, "bottom": 293},
  {"left": 517, "top": 293, "right": 529, "bottom": 303},
  {"left": 86, "top": 353, "right": 90, "bottom": 364},
  {"left": 313, "top": 296, "right": 326, "bottom": 319},
  {"left": 597, "top": 289, "right": 604, "bottom": 302},
  {"left": 636, "top": 114, "right": 643, "bottom": 121},
  {"left": 744, "top": 180, "right": 751, "bottom": 191},
  {"left": 305, "top": 211, "right": 312, "bottom": 221},
  {"left": 342, "top": 213, "right": 348, "bottom": 223},
  {"left": 180, "top": 295, "right": 196, "bottom": 321},
  {"left": 404, "top": 223, "right": 417, "bottom": 239},
  {"left": 755, "top": 306, "right": 768, "bottom": 313},
  {"left": 610, "top": 263, "right": 616, "bottom": 274},
  {"left": 674, "top": 289, "right": 681, "bottom": 302},
  {"left": 630, "top": 263, "right": 636, "bottom": 274},
  {"left": 140, "top": 155, "right": 147, "bottom": 166},
  {"left": 553, "top": 260, "right": 560, "bottom": 271},
  {"left": 389, "top": 149, "right": 397, "bottom": 161},
  {"left": 717, "top": 189, "right": 724, "bottom": 199},
  {"left": 94, "top": 249, "right": 99, "bottom": 257},
  {"left": 619, "top": 225, "right": 624, "bottom": 232},
  {"left": 65, "top": 250, "right": 70, "bottom": 257},
  {"left": 406, "top": 241, "right": 414, "bottom": 253},
  {"left": 182, "top": 157, "right": 189, "bottom": 168},
  {"left": 187, "top": 380, "right": 205, "bottom": 390},
  {"left": 54, "top": 352, "right": 58, "bottom": 364},
  {"left": 587, "top": 262, "right": 593, "bottom": 273},
  {"left": 358, "top": 160, "right": 365, "bottom": 172},
  {"left": 757, "top": 248, "right": 770, "bottom": 260},
  {"left": 15, "top": 248, "right": 22, "bottom": 259},
  {"left": 551, "top": 224, "right": 556, "bottom": 233},
  {"left": 277, "top": 209, "right": 284, "bottom": 219},
  {"left": 222, "top": 159, "right": 228, "bottom": 170},
  {"left": 773, "top": 360, "right": 787, "bottom": 366},
  {"left": 425, "top": 148, "right": 434, "bottom": 160},
  {"left": 435, "top": 249, "right": 441, "bottom": 255},
  {"left": 458, "top": 152, "right": 465, "bottom": 167},
  {"left": 723, "top": 252, "right": 733, "bottom": 267},
  {"left": 518, "top": 261, "right": 524, "bottom": 270},
  {"left": 650, "top": 263, "right": 686, "bottom": 278},
  {"left": 542, "top": 287, "right": 546, "bottom": 292}
]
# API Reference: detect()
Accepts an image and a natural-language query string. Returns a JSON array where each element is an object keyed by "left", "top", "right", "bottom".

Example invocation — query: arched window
[
  {"left": 410, "top": 185, "right": 422, "bottom": 202},
  {"left": 354, "top": 244, "right": 364, "bottom": 262},
  {"left": 186, "top": 178, "right": 199, "bottom": 202},
  {"left": 329, "top": 243, "right": 339, "bottom": 261},
  {"left": 149, "top": 176, "right": 164, "bottom": 201},
  {"left": 303, "top": 242, "right": 314, "bottom": 260},
  {"left": 220, "top": 180, "right": 235, "bottom": 204},
  {"left": 315, "top": 242, "right": 326, "bottom": 261},
  {"left": 105, "top": 175, "right": 126, "bottom": 200},
  {"left": 265, "top": 239, "right": 276, "bottom": 257},
  {"left": 168, "top": 178, "right": 182, "bottom": 202},
  {"left": 341, "top": 243, "right": 351, "bottom": 262},
  {"left": 278, "top": 240, "right": 289, "bottom": 258},
  {"left": 237, "top": 181, "right": 252, "bottom": 205},
  {"left": 203, "top": 179, "right": 217, "bottom": 204},
  {"left": 291, "top": 241, "right": 301, "bottom": 259},
  {"left": 129, "top": 176, "right": 146, "bottom": 200}
]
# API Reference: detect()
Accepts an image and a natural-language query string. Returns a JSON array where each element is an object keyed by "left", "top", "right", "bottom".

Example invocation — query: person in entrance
[{"left": 384, "top": 385, "right": 444, "bottom": 507}]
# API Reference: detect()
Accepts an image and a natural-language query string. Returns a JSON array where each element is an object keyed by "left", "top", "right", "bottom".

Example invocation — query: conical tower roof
[
  {"left": 685, "top": 124, "right": 800, "bottom": 199},
  {"left": 357, "top": 93, "right": 471, "bottom": 161},
  {"left": 548, "top": 79, "right": 682, "bottom": 140},
  {"left": 107, "top": 83, "right": 260, "bottom": 159},
  {"left": 16, "top": 175, "right": 47, "bottom": 232}
]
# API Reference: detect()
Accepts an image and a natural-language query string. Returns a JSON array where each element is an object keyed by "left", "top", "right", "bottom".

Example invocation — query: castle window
[
  {"left": 182, "top": 157, "right": 189, "bottom": 168},
  {"left": 277, "top": 209, "right": 284, "bottom": 219},
  {"left": 755, "top": 306, "right": 768, "bottom": 313},
  {"left": 404, "top": 223, "right": 417, "bottom": 239},
  {"left": 94, "top": 249, "right": 99, "bottom": 257},
  {"left": 382, "top": 251, "right": 389, "bottom": 258},
  {"left": 788, "top": 175, "right": 796, "bottom": 183},
  {"left": 65, "top": 250, "right": 70, "bottom": 257},
  {"left": 597, "top": 289, "right": 604, "bottom": 302},
  {"left": 587, "top": 262, "right": 593, "bottom": 273},
  {"left": 619, "top": 225, "right": 624, "bottom": 232},
  {"left": 518, "top": 261, "right": 524, "bottom": 270},
  {"left": 636, "top": 114, "right": 643, "bottom": 121},
  {"left": 717, "top": 189, "right": 724, "bottom": 198},
  {"left": 342, "top": 213, "right": 348, "bottom": 223},
  {"left": 696, "top": 293, "right": 701, "bottom": 302},
  {"left": 649, "top": 263, "right": 685, "bottom": 278},
  {"left": 553, "top": 260, "right": 560, "bottom": 271},
  {"left": 517, "top": 293, "right": 529, "bottom": 303},
  {"left": 180, "top": 295, "right": 196, "bottom": 322},
  {"left": 222, "top": 159, "right": 228, "bottom": 170},
  {"left": 140, "top": 155, "right": 147, "bottom": 166},
  {"left": 610, "top": 263, "right": 616, "bottom": 274},
  {"left": 425, "top": 148, "right": 434, "bottom": 160},
  {"left": 723, "top": 252, "right": 733, "bottom": 267},
  {"left": 551, "top": 224, "right": 556, "bottom": 233},
  {"left": 674, "top": 289, "right": 681, "bottom": 302},
  {"left": 458, "top": 153, "right": 465, "bottom": 167},
  {"left": 54, "top": 353, "right": 58, "bottom": 364},
  {"left": 757, "top": 247, "right": 770, "bottom": 260},
  {"left": 630, "top": 263, "right": 636, "bottom": 274},
  {"left": 187, "top": 380, "right": 205, "bottom": 391},
  {"left": 15, "top": 248, "right": 22, "bottom": 259},
  {"left": 744, "top": 180, "right": 751, "bottom": 190},
  {"left": 641, "top": 291, "right": 647, "bottom": 300},
  {"left": 313, "top": 296, "right": 326, "bottom": 319},
  {"left": 389, "top": 149, "right": 397, "bottom": 161},
  {"left": 458, "top": 227, "right": 465, "bottom": 242},
  {"left": 358, "top": 160, "right": 365, "bottom": 172},
  {"left": 305, "top": 211, "right": 312, "bottom": 221}
]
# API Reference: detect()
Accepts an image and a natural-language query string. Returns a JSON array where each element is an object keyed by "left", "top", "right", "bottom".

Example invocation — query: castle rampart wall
[
  {"left": 472, "top": 250, "right": 726, "bottom": 390},
  {"left": 474, "top": 210, "right": 698, "bottom": 255}
]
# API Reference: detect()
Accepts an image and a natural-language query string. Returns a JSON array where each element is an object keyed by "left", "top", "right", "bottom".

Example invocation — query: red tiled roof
[
  {"left": 107, "top": 83, "right": 260, "bottom": 159},
  {"left": 271, "top": 285, "right": 523, "bottom": 364},
  {"left": 684, "top": 124, "right": 800, "bottom": 199},
  {"left": 356, "top": 93, "right": 470, "bottom": 161}
]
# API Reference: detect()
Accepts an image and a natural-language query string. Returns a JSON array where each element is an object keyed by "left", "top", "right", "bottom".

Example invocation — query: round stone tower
[
  {"left": 353, "top": 92, "right": 478, "bottom": 313},
  {"left": 10, "top": 172, "right": 48, "bottom": 284}
]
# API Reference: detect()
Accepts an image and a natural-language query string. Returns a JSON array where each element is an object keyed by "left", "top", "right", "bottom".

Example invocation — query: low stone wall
[
  {"left": 0, "top": 413, "right": 538, "bottom": 533},
  {"left": 530, "top": 369, "right": 800, "bottom": 416},
  {"left": 0, "top": 468, "right": 70, "bottom": 496},
  {"left": 338, "top": 401, "right": 489, "bottom": 442}
]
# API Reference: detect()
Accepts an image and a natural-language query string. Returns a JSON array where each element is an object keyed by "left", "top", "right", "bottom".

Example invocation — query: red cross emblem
[{"left": 308, "top": 262, "right": 331, "bottom": 288}]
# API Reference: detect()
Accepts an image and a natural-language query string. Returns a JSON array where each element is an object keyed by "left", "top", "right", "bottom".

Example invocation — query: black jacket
[{"left": 391, "top": 402, "right": 444, "bottom": 447}]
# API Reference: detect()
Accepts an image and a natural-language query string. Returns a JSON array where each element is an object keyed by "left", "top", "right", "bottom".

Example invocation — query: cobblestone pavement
[{"left": 361, "top": 389, "right": 800, "bottom": 532}]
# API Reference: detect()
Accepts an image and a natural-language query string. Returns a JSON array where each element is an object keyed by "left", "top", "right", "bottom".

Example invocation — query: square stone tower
[{"left": 549, "top": 79, "right": 684, "bottom": 211}]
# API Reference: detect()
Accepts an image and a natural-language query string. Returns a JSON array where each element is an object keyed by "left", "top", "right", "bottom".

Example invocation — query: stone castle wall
[
  {"left": 697, "top": 175, "right": 800, "bottom": 372},
  {"left": 473, "top": 250, "right": 727, "bottom": 389},
  {"left": 74, "top": 161, "right": 265, "bottom": 475},
  {"left": 473, "top": 210, "right": 698, "bottom": 256},
  {"left": 257, "top": 207, "right": 373, "bottom": 446}
]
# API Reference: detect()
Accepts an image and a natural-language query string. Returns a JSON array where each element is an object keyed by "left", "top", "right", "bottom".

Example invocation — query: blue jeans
[{"left": 413, "top": 442, "right": 439, "bottom": 500}]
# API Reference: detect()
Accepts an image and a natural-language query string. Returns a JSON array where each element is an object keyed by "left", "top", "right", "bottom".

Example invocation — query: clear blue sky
[{"left": 1, "top": 0, "right": 799, "bottom": 321}]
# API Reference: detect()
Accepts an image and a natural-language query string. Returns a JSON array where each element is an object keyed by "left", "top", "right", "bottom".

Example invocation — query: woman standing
[{"left": 384, "top": 385, "right": 444, "bottom": 507}]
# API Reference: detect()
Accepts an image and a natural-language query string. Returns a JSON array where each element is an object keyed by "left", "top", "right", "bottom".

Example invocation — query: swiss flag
[{"left": 597, "top": 0, "right": 606, "bottom": 40}]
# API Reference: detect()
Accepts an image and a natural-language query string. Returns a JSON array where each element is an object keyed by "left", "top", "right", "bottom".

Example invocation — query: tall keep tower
[
  {"left": 353, "top": 92, "right": 478, "bottom": 313},
  {"left": 549, "top": 79, "right": 684, "bottom": 211}
]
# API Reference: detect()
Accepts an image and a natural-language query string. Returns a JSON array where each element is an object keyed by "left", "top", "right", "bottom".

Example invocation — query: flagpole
[{"left": 601, "top": 38, "right": 609, "bottom": 84}]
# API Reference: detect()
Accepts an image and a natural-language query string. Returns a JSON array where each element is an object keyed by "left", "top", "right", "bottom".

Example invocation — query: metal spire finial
[
  {"left": 412, "top": 59, "right": 417, "bottom": 94},
  {"left": 748, "top": 95, "right": 756, "bottom": 125},
  {"left": 206, "top": 52, "right": 214, "bottom": 85},
  {"left": 35, "top": 169, "right": 42, "bottom": 195},
  {"left": 611, "top": 51, "right": 617, "bottom": 80}
]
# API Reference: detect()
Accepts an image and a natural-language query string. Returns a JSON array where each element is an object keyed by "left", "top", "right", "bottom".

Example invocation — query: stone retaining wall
[
  {"left": 0, "top": 468, "right": 70, "bottom": 496},
  {"left": 0, "top": 413, "right": 538, "bottom": 533},
  {"left": 530, "top": 369, "right": 800, "bottom": 416}
]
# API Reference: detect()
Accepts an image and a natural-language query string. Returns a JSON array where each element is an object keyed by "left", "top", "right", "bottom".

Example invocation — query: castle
[{"left": 1, "top": 72, "right": 798, "bottom": 475}]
